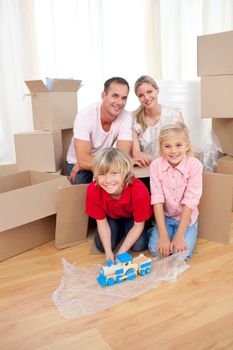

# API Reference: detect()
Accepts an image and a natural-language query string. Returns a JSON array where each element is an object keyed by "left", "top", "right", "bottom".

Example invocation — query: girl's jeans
[{"left": 148, "top": 217, "right": 198, "bottom": 260}]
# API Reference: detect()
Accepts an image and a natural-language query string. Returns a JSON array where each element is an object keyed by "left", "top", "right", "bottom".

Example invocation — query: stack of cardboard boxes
[
  {"left": 0, "top": 79, "right": 89, "bottom": 262},
  {"left": 197, "top": 31, "right": 233, "bottom": 244}
]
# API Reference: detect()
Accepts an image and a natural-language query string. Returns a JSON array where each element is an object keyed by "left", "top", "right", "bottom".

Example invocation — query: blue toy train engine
[{"left": 97, "top": 252, "right": 152, "bottom": 287}]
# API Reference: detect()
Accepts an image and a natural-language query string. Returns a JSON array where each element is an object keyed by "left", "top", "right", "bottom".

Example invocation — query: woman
[{"left": 132, "top": 75, "right": 183, "bottom": 167}]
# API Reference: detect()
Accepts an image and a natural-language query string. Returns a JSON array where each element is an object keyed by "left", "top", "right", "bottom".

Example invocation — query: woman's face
[{"left": 136, "top": 82, "right": 159, "bottom": 110}]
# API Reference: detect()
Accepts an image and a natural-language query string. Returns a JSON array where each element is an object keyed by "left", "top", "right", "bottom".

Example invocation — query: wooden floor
[{"left": 0, "top": 215, "right": 233, "bottom": 350}]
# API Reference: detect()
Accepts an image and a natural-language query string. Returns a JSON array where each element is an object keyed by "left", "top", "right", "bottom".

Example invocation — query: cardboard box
[
  {"left": 0, "top": 163, "right": 17, "bottom": 175},
  {"left": 61, "top": 128, "right": 73, "bottom": 175},
  {"left": 55, "top": 184, "right": 89, "bottom": 249},
  {"left": 25, "top": 79, "right": 82, "bottom": 130},
  {"left": 197, "top": 30, "right": 233, "bottom": 76},
  {"left": 217, "top": 155, "right": 233, "bottom": 210},
  {"left": 0, "top": 215, "right": 56, "bottom": 262},
  {"left": 0, "top": 170, "right": 70, "bottom": 261},
  {"left": 14, "top": 130, "right": 63, "bottom": 172},
  {"left": 201, "top": 76, "right": 233, "bottom": 118},
  {"left": 198, "top": 172, "right": 233, "bottom": 244},
  {"left": 212, "top": 119, "right": 233, "bottom": 156}
]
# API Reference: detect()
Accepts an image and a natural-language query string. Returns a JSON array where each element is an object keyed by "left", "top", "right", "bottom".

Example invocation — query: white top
[
  {"left": 67, "top": 102, "right": 133, "bottom": 164},
  {"left": 132, "top": 106, "right": 181, "bottom": 157}
]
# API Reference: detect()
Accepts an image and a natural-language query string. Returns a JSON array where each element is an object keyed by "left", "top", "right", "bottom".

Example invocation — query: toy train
[{"left": 97, "top": 252, "right": 152, "bottom": 287}]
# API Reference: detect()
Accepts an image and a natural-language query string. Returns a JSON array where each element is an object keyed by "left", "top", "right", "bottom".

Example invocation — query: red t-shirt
[{"left": 86, "top": 177, "right": 152, "bottom": 222}]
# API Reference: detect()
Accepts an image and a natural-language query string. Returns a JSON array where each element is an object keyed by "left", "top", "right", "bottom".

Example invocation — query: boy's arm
[
  {"left": 117, "top": 221, "right": 145, "bottom": 254},
  {"left": 96, "top": 218, "right": 114, "bottom": 261}
]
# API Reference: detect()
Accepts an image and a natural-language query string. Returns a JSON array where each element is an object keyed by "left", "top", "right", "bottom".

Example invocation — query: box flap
[
  {"left": 25, "top": 80, "right": 48, "bottom": 93},
  {"left": 55, "top": 184, "right": 88, "bottom": 249},
  {"left": 51, "top": 79, "right": 82, "bottom": 92}
]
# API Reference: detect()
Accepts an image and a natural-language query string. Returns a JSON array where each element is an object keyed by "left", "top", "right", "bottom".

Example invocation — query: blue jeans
[
  {"left": 67, "top": 163, "right": 93, "bottom": 184},
  {"left": 95, "top": 216, "right": 149, "bottom": 253},
  {"left": 148, "top": 217, "right": 198, "bottom": 260}
]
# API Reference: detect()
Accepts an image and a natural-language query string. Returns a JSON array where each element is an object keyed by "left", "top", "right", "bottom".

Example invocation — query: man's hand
[{"left": 69, "top": 163, "right": 80, "bottom": 184}]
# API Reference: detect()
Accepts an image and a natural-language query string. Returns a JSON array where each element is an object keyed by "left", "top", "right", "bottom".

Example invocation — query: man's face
[{"left": 101, "top": 82, "right": 129, "bottom": 120}]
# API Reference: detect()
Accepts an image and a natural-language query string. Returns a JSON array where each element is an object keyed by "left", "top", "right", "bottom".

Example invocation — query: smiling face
[
  {"left": 97, "top": 167, "right": 125, "bottom": 199},
  {"left": 136, "top": 82, "right": 159, "bottom": 110},
  {"left": 160, "top": 132, "right": 190, "bottom": 167},
  {"left": 101, "top": 82, "right": 129, "bottom": 122}
]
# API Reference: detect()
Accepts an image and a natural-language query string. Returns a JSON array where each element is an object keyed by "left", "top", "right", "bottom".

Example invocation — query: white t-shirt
[
  {"left": 67, "top": 102, "right": 133, "bottom": 164},
  {"left": 132, "top": 106, "right": 182, "bottom": 157}
]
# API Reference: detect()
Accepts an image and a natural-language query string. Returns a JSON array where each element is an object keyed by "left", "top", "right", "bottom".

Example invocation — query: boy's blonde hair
[
  {"left": 133, "top": 75, "right": 159, "bottom": 132},
  {"left": 158, "top": 122, "right": 193, "bottom": 156},
  {"left": 93, "top": 147, "right": 134, "bottom": 186}
]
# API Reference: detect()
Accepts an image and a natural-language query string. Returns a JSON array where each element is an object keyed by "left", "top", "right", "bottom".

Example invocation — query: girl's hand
[
  {"left": 171, "top": 236, "right": 187, "bottom": 254},
  {"left": 157, "top": 237, "right": 171, "bottom": 257}
]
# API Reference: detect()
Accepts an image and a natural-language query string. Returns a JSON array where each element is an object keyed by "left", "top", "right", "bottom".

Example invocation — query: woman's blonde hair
[
  {"left": 133, "top": 75, "right": 159, "bottom": 132},
  {"left": 158, "top": 122, "right": 193, "bottom": 156},
  {"left": 93, "top": 147, "right": 134, "bottom": 186}
]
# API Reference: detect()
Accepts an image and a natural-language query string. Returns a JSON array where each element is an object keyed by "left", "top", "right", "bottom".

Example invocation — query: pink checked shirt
[{"left": 150, "top": 156, "right": 203, "bottom": 226}]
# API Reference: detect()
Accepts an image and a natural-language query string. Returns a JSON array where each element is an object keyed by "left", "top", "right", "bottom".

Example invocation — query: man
[{"left": 66, "top": 77, "right": 133, "bottom": 184}]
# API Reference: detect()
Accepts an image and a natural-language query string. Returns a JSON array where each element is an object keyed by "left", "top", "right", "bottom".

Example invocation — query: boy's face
[
  {"left": 97, "top": 167, "right": 124, "bottom": 199},
  {"left": 161, "top": 133, "right": 190, "bottom": 167}
]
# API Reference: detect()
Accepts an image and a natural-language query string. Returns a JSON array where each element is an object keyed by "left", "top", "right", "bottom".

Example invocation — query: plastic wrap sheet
[{"left": 52, "top": 252, "right": 190, "bottom": 319}]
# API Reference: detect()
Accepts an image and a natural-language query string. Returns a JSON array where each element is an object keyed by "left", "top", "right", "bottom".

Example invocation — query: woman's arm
[{"left": 132, "top": 130, "right": 154, "bottom": 167}]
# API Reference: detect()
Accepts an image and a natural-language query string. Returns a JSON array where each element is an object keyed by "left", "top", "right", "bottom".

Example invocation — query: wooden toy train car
[{"left": 97, "top": 252, "right": 152, "bottom": 287}]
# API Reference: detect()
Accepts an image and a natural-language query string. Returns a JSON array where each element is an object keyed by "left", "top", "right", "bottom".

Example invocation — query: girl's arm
[
  {"left": 117, "top": 221, "right": 145, "bottom": 254},
  {"left": 153, "top": 203, "right": 171, "bottom": 257},
  {"left": 171, "top": 205, "right": 192, "bottom": 253},
  {"left": 96, "top": 218, "right": 114, "bottom": 261}
]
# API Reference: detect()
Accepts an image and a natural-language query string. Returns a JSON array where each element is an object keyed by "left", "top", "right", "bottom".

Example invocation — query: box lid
[
  {"left": 25, "top": 80, "right": 48, "bottom": 93},
  {"left": 25, "top": 79, "right": 82, "bottom": 93}
]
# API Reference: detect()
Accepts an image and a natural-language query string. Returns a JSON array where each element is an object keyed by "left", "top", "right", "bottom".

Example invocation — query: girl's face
[
  {"left": 97, "top": 167, "right": 124, "bottom": 199},
  {"left": 136, "top": 82, "right": 159, "bottom": 110},
  {"left": 161, "top": 133, "right": 190, "bottom": 167}
]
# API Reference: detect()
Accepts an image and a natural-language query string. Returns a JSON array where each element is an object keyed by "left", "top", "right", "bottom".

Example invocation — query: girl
[
  {"left": 132, "top": 75, "right": 183, "bottom": 167},
  {"left": 149, "top": 122, "right": 203, "bottom": 260},
  {"left": 86, "top": 147, "right": 152, "bottom": 262}
]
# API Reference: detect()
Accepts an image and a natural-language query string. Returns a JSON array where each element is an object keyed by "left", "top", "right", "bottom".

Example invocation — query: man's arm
[
  {"left": 116, "top": 140, "right": 132, "bottom": 155},
  {"left": 70, "top": 138, "right": 93, "bottom": 183}
]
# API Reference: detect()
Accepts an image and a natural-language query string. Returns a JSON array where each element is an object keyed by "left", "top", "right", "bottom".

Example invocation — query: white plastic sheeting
[{"left": 52, "top": 252, "right": 189, "bottom": 319}]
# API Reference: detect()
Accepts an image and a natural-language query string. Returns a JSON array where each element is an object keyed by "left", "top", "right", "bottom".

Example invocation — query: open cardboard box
[
  {"left": 0, "top": 170, "right": 70, "bottom": 261},
  {"left": 25, "top": 79, "right": 82, "bottom": 130},
  {"left": 0, "top": 163, "right": 18, "bottom": 175}
]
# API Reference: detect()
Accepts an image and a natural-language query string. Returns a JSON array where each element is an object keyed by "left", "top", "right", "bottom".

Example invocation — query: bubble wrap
[{"left": 52, "top": 252, "right": 189, "bottom": 319}]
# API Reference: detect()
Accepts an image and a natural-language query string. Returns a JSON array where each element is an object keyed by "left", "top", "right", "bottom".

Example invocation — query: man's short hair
[{"left": 104, "top": 77, "right": 130, "bottom": 93}]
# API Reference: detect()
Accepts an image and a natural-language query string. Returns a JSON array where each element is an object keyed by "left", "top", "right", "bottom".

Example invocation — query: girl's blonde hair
[
  {"left": 158, "top": 122, "right": 193, "bottom": 156},
  {"left": 93, "top": 147, "right": 134, "bottom": 186},
  {"left": 133, "top": 75, "right": 159, "bottom": 132}
]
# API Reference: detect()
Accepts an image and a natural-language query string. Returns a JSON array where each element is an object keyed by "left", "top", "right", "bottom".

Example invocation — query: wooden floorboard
[{"left": 0, "top": 214, "right": 233, "bottom": 350}]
